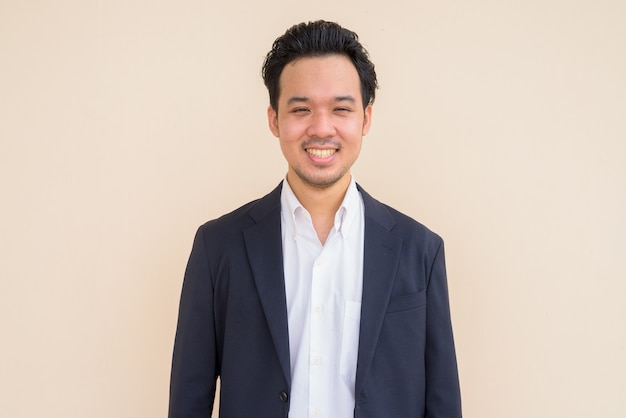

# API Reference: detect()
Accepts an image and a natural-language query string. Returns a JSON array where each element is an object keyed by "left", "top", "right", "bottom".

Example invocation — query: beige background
[{"left": 1, "top": 0, "right": 625, "bottom": 417}]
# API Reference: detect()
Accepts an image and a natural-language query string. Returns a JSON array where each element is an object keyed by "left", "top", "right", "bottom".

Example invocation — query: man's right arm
[{"left": 169, "top": 226, "right": 218, "bottom": 417}]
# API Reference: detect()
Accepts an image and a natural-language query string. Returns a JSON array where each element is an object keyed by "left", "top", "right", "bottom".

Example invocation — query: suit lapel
[
  {"left": 355, "top": 186, "right": 402, "bottom": 397},
  {"left": 242, "top": 184, "right": 291, "bottom": 388},
  {"left": 239, "top": 184, "right": 401, "bottom": 395}
]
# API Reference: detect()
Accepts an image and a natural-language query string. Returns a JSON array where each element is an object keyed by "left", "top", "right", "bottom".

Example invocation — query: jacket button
[{"left": 279, "top": 391, "right": 288, "bottom": 402}]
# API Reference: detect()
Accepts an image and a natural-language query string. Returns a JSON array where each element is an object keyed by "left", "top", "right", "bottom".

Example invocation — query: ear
[
  {"left": 361, "top": 104, "right": 373, "bottom": 136},
  {"left": 267, "top": 106, "right": 279, "bottom": 137}
]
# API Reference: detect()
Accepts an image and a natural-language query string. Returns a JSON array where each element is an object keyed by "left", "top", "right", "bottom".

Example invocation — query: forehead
[{"left": 278, "top": 55, "right": 362, "bottom": 102}]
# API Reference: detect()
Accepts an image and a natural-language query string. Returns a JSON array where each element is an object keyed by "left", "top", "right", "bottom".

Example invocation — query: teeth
[{"left": 307, "top": 149, "right": 336, "bottom": 158}]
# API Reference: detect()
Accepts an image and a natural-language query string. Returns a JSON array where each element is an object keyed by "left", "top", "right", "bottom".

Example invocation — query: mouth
[{"left": 306, "top": 148, "right": 337, "bottom": 158}]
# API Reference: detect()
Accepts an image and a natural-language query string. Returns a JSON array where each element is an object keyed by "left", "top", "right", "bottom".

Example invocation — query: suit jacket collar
[
  {"left": 242, "top": 184, "right": 291, "bottom": 387},
  {"left": 355, "top": 185, "right": 402, "bottom": 397},
  {"left": 242, "top": 182, "right": 401, "bottom": 397}
]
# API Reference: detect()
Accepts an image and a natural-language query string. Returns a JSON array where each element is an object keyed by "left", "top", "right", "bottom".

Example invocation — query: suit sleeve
[
  {"left": 425, "top": 240, "right": 462, "bottom": 417},
  {"left": 169, "top": 226, "right": 218, "bottom": 418}
]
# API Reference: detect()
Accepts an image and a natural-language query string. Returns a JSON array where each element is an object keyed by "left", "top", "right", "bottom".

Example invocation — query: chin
[{"left": 297, "top": 171, "right": 348, "bottom": 190}]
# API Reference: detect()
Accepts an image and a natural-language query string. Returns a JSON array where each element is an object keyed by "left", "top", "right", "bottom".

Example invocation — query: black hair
[{"left": 262, "top": 20, "right": 378, "bottom": 110}]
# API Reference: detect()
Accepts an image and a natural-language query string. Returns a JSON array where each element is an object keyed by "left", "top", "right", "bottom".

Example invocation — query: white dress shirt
[{"left": 281, "top": 177, "right": 365, "bottom": 418}]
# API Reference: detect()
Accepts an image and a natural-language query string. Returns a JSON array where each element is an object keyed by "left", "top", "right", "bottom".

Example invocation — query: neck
[{"left": 286, "top": 172, "right": 351, "bottom": 245}]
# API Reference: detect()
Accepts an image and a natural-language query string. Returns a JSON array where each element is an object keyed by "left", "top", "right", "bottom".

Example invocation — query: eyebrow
[
  {"left": 286, "top": 95, "right": 356, "bottom": 105},
  {"left": 335, "top": 96, "right": 356, "bottom": 104},
  {"left": 286, "top": 96, "right": 309, "bottom": 105}
]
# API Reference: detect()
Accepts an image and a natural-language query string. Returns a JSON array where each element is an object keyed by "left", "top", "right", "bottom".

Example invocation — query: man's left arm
[{"left": 425, "top": 239, "right": 462, "bottom": 417}]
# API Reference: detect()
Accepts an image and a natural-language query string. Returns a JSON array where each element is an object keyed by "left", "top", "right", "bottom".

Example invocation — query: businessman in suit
[{"left": 169, "top": 20, "right": 462, "bottom": 417}]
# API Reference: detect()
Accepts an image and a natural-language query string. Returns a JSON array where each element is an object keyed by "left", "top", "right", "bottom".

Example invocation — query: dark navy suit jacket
[{"left": 169, "top": 183, "right": 462, "bottom": 417}]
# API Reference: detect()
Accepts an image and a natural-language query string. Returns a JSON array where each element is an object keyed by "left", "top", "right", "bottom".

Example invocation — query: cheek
[
  {"left": 277, "top": 119, "right": 305, "bottom": 141},
  {"left": 339, "top": 119, "right": 366, "bottom": 139},
  {"left": 278, "top": 135, "right": 301, "bottom": 158}
]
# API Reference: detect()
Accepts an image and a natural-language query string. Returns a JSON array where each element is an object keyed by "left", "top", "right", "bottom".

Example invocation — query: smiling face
[{"left": 268, "top": 54, "right": 372, "bottom": 193}]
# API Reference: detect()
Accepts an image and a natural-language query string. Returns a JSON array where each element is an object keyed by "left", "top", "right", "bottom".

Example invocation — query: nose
[{"left": 306, "top": 111, "right": 336, "bottom": 138}]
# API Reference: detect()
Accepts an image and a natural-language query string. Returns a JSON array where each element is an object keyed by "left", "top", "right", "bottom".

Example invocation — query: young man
[{"left": 169, "top": 20, "right": 462, "bottom": 418}]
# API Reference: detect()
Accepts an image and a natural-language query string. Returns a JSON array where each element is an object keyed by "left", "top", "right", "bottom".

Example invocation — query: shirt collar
[{"left": 280, "top": 176, "right": 362, "bottom": 239}]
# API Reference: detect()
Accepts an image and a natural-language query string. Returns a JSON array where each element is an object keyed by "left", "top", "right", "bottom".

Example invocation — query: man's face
[{"left": 268, "top": 54, "right": 372, "bottom": 191}]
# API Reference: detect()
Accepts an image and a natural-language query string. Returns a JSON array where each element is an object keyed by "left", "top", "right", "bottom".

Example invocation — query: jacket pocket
[{"left": 385, "top": 289, "right": 426, "bottom": 313}]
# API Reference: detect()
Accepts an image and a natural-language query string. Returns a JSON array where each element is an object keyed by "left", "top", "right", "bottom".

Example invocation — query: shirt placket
[{"left": 309, "top": 229, "right": 341, "bottom": 418}]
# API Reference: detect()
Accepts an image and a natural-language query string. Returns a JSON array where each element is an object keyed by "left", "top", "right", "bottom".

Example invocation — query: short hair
[{"left": 262, "top": 20, "right": 378, "bottom": 110}]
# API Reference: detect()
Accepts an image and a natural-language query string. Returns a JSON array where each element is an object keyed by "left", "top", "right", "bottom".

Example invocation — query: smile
[{"left": 306, "top": 149, "right": 336, "bottom": 158}]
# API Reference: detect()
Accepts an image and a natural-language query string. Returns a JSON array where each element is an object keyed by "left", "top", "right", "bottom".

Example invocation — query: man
[{"left": 169, "top": 20, "right": 462, "bottom": 417}]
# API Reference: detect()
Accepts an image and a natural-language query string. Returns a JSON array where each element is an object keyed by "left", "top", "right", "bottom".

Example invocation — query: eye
[
  {"left": 291, "top": 107, "right": 310, "bottom": 114},
  {"left": 334, "top": 107, "right": 352, "bottom": 113}
]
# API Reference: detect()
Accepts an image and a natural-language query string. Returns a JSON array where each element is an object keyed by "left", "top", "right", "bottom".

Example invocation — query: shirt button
[
  {"left": 312, "top": 356, "right": 322, "bottom": 365},
  {"left": 310, "top": 407, "right": 320, "bottom": 416},
  {"left": 279, "top": 391, "right": 288, "bottom": 402},
  {"left": 314, "top": 304, "right": 323, "bottom": 314}
]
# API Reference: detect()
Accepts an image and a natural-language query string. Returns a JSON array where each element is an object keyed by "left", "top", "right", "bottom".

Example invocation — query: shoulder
[
  {"left": 197, "top": 183, "right": 282, "bottom": 238},
  {"left": 358, "top": 184, "right": 443, "bottom": 249}
]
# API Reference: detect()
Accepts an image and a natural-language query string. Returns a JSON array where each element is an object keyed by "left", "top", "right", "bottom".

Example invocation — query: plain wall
[{"left": 1, "top": 0, "right": 624, "bottom": 417}]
